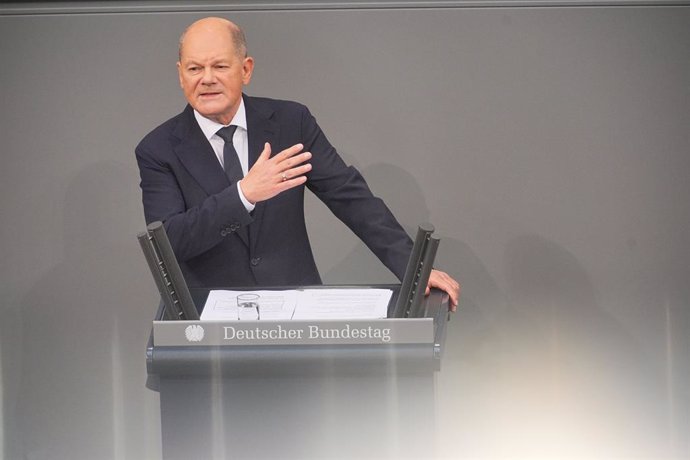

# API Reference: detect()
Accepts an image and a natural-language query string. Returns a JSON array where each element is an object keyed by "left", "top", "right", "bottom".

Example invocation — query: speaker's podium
[{"left": 140, "top": 223, "right": 451, "bottom": 459}]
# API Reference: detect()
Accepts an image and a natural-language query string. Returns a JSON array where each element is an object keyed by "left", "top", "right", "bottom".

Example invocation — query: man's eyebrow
[{"left": 183, "top": 57, "right": 231, "bottom": 65}]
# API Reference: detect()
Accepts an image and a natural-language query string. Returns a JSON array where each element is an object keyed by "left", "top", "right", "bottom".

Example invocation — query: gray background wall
[{"left": 1, "top": 2, "right": 689, "bottom": 459}]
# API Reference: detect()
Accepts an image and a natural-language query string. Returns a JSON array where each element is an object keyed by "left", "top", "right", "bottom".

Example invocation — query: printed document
[{"left": 200, "top": 288, "right": 392, "bottom": 321}]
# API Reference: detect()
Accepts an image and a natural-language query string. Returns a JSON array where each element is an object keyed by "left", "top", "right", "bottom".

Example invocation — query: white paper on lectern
[
  {"left": 290, "top": 288, "right": 391, "bottom": 320},
  {"left": 200, "top": 288, "right": 392, "bottom": 321}
]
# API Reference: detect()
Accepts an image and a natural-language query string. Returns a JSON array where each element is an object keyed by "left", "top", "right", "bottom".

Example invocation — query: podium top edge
[{"left": 154, "top": 317, "right": 432, "bottom": 325}]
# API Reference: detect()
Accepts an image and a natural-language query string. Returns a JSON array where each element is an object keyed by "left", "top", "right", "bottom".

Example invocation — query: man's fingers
[
  {"left": 274, "top": 143, "right": 305, "bottom": 161},
  {"left": 268, "top": 144, "right": 311, "bottom": 175},
  {"left": 258, "top": 142, "right": 272, "bottom": 162},
  {"left": 280, "top": 162, "right": 312, "bottom": 182},
  {"left": 426, "top": 269, "right": 461, "bottom": 312},
  {"left": 280, "top": 151, "right": 312, "bottom": 170},
  {"left": 275, "top": 174, "right": 308, "bottom": 192}
]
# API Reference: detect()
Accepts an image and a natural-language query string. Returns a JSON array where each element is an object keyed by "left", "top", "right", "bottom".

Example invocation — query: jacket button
[
  {"left": 230, "top": 223, "right": 240, "bottom": 231},
  {"left": 220, "top": 229, "right": 227, "bottom": 237},
  {"left": 250, "top": 257, "right": 261, "bottom": 266}
]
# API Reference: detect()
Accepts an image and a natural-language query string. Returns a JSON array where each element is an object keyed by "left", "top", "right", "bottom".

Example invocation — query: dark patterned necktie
[{"left": 215, "top": 126, "right": 243, "bottom": 184}]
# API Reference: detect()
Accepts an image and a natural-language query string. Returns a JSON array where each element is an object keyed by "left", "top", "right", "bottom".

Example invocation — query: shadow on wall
[
  {"left": 13, "top": 161, "right": 159, "bottom": 460},
  {"left": 488, "top": 235, "right": 671, "bottom": 457}
]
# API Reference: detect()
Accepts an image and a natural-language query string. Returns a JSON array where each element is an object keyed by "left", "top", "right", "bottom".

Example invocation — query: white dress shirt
[{"left": 193, "top": 98, "right": 255, "bottom": 212}]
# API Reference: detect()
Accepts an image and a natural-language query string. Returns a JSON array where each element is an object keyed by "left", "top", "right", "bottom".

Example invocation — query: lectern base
[{"left": 159, "top": 374, "right": 434, "bottom": 459}]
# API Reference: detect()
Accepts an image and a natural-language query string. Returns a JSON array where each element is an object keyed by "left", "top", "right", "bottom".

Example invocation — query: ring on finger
[{"left": 281, "top": 172, "right": 288, "bottom": 182}]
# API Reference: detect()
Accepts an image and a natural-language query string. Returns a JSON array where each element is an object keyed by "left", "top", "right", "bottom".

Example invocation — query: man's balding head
[{"left": 179, "top": 17, "right": 248, "bottom": 61}]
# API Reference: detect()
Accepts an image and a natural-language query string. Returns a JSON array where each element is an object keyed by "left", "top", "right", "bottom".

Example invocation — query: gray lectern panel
[{"left": 150, "top": 343, "right": 436, "bottom": 378}]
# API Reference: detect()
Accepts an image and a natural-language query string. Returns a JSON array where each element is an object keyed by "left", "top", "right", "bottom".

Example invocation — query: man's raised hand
[{"left": 239, "top": 143, "right": 312, "bottom": 204}]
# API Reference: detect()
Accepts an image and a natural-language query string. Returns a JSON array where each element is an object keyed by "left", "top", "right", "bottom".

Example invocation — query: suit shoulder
[
  {"left": 136, "top": 109, "right": 187, "bottom": 152},
  {"left": 245, "top": 95, "right": 310, "bottom": 117}
]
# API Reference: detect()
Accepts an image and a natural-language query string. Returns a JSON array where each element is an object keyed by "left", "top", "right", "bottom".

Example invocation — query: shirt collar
[{"left": 193, "top": 97, "right": 247, "bottom": 141}]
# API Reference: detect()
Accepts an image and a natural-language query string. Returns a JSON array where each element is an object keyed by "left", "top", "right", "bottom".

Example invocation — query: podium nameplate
[{"left": 153, "top": 318, "right": 433, "bottom": 347}]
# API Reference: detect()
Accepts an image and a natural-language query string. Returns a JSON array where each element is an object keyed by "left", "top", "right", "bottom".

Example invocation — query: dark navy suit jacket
[{"left": 135, "top": 95, "right": 412, "bottom": 288}]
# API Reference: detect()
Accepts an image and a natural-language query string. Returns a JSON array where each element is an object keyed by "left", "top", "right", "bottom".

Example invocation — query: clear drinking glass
[{"left": 236, "top": 293, "right": 260, "bottom": 320}]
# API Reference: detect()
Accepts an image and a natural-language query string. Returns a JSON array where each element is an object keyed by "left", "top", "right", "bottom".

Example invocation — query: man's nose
[{"left": 201, "top": 67, "right": 215, "bottom": 84}]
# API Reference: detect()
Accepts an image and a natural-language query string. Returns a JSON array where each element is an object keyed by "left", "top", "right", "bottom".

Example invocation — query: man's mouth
[{"left": 199, "top": 92, "right": 221, "bottom": 99}]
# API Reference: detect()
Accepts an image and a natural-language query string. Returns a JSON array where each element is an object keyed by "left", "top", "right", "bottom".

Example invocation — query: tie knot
[{"left": 216, "top": 125, "right": 237, "bottom": 143}]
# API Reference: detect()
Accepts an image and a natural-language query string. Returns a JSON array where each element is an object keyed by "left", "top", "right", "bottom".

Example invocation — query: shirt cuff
[{"left": 237, "top": 181, "right": 255, "bottom": 212}]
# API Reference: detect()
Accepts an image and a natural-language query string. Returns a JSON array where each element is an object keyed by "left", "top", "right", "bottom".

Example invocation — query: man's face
[{"left": 177, "top": 24, "right": 253, "bottom": 125}]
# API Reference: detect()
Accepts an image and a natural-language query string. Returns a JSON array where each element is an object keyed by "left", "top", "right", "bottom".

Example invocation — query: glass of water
[{"left": 236, "top": 293, "right": 260, "bottom": 320}]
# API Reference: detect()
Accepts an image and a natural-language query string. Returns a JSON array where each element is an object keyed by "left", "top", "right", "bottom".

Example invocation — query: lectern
[
  {"left": 141, "top": 222, "right": 451, "bottom": 459},
  {"left": 146, "top": 287, "right": 449, "bottom": 459}
]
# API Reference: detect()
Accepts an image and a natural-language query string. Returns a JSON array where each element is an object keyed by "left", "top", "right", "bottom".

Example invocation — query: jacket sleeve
[{"left": 299, "top": 105, "right": 413, "bottom": 281}]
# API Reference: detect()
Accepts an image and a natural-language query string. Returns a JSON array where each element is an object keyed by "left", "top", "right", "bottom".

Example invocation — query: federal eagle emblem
[{"left": 184, "top": 324, "right": 205, "bottom": 342}]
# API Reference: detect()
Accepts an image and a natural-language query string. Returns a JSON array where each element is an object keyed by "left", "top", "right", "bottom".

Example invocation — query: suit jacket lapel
[
  {"left": 245, "top": 95, "right": 279, "bottom": 254},
  {"left": 172, "top": 105, "right": 229, "bottom": 196},
  {"left": 172, "top": 105, "right": 249, "bottom": 247}
]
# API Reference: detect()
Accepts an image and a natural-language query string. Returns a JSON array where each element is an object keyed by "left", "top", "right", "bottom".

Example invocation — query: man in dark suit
[{"left": 136, "top": 17, "right": 459, "bottom": 309}]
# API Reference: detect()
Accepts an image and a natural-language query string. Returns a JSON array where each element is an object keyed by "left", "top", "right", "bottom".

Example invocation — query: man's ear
[
  {"left": 242, "top": 57, "right": 255, "bottom": 85},
  {"left": 177, "top": 61, "right": 184, "bottom": 88}
]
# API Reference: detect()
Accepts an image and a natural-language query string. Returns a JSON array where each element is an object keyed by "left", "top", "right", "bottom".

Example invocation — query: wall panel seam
[{"left": 2, "top": 1, "right": 690, "bottom": 16}]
